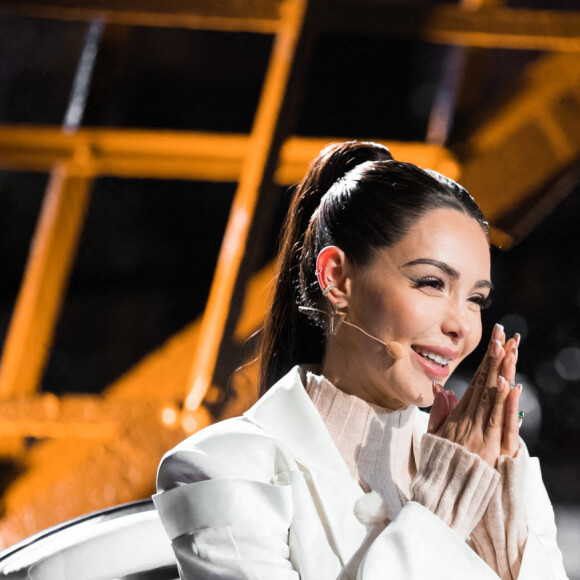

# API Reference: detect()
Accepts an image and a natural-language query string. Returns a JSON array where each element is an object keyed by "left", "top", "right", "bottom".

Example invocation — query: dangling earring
[{"left": 329, "top": 302, "right": 346, "bottom": 335}]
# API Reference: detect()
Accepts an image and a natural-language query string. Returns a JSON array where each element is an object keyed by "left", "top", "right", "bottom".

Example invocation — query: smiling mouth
[{"left": 411, "top": 346, "right": 450, "bottom": 367}]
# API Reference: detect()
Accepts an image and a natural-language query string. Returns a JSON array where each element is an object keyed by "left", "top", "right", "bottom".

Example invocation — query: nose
[{"left": 441, "top": 304, "right": 472, "bottom": 343}]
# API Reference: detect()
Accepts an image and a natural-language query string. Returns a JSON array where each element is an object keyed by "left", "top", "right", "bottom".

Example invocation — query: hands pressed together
[{"left": 428, "top": 324, "right": 522, "bottom": 467}]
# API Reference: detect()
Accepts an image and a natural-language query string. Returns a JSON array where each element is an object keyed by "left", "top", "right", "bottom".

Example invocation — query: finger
[
  {"left": 453, "top": 358, "right": 486, "bottom": 416},
  {"left": 454, "top": 326, "right": 500, "bottom": 416},
  {"left": 502, "top": 383, "right": 522, "bottom": 456},
  {"left": 500, "top": 347, "right": 517, "bottom": 389},
  {"left": 446, "top": 390, "right": 459, "bottom": 413},
  {"left": 469, "top": 337, "right": 504, "bottom": 420},
  {"left": 485, "top": 375, "right": 509, "bottom": 438},
  {"left": 492, "top": 323, "right": 506, "bottom": 344},
  {"left": 428, "top": 383, "right": 450, "bottom": 434}
]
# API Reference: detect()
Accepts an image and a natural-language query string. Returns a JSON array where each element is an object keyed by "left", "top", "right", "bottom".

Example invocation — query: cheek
[{"left": 362, "top": 288, "right": 432, "bottom": 337}]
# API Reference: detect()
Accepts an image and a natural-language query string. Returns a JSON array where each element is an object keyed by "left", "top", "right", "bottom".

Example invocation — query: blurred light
[
  {"left": 161, "top": 406, "right": 178, "bottom": 427},
  {"left": 205, "top": 385, "right": 224, "bottom": 404},
  {"left": 498, "top": 313, "right": 529, "bottom": 342},
  {"left": 185, "top": 377, "right": 206, "bottom": 411},
  {"left": 182, "top": 413, "right": 198, "bottom": 434},
  {"left": 535, "top": 359, "right": 567, "bottom": 394},
  {"left": 555, "top": 346, "right": 580, "bottom": 381}
]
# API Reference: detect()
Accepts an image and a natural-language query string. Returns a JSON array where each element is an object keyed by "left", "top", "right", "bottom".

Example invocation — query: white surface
[
  {"left": 1, "top": 508, "right": 176, "bottom": 580},
  {"left": 554, "top": 504, "right": 580, "bottom": 580}
]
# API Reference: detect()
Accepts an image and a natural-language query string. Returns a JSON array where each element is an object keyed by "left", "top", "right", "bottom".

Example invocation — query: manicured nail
[
  {"left": 432, "top": 380, "right": 438, "bottom": 396},
  {"left": 498, "top": 376, "right": 506, "bottom": 392},
  {"left": 493, "top": 323, "right": 504, "bottom": 339},
  {"left": 493, "top": 339, "right": 502, "bottom": 359},
  {"left": 447, "top": 389, "right": 454, "bottom": 397},
  {"left": 514, "top": 333, "right": 521, "bottom": 347}
]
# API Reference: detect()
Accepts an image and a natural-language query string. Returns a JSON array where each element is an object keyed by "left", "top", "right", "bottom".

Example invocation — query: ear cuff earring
[{"left": 322, "top": 282, "right": 336, "bottom": 297}]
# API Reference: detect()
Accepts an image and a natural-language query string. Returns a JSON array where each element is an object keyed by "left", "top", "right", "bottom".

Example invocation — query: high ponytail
[{"left": 258, "top": 142, "right": 393, "bottom": 394}]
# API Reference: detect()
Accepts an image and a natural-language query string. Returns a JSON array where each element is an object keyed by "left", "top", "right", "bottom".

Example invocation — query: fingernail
[
  {"left": 493, "top": 323, "right": 504, "bottom": 339},
  {"left": 432, "top": 379, "right": 438, "bottom": 396},
  {"left": 493, "top": 339, "right": 502, "bottom": 359},
  {"left": 498, "top": 375, "right": 506, "bottom": 393},
  {"left": 514, "top": 333, "right": 521, "bottom": 347},
  {"left": 447, "top": 390, "right": 454, "bottom": 397}
]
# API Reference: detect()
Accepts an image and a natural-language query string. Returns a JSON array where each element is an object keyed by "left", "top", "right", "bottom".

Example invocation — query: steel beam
[
  {"left": 322, "top": 4, "right": 580, "bottom": 52},
  {"left": 1, "top": 3, "right": 578, "bottom": 51},
  {"left": 0, "top": 163, "right": 92, "bottom": 398},
  {"left": 0, "top": 0, "right": 282, "bottom": 33},
  {"left": 457, "top": 52, "right": 580, "bottom": 247},
  {"left": 180, "top": 0, "right": 309, "bottom": 424},
  {"left": 0, "top": 127, "right": 459, "bottom": 182}
]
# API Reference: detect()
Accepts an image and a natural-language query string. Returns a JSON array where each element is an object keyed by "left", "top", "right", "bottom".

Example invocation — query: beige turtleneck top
[
  {"left": 306, "top": 370, "right": 416, "bottom": 520},
  {"left": 305, "top": 370, "right": 527, "bottom": 580}
]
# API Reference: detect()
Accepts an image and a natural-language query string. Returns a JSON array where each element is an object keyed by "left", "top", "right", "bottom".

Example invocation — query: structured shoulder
[
  {"left": 157, "top": 416, "right": 294, "bottom": 492},
  {"left": 169, "top": 415, "right": 271, "bottom": 453}
]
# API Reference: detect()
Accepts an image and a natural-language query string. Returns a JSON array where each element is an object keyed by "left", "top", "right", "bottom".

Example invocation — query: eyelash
[{"left": 411, "top": 277, "right": 492, "bottom": 310}]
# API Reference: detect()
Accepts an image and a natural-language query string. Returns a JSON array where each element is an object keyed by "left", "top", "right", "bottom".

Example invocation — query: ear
[{"left": 316, "top": 245, "right": 351, "bottom": 309}]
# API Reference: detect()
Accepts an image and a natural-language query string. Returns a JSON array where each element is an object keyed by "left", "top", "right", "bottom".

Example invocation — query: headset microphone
[
  {"left": 341, "top": 319, "right": 406, "bottom": 360},
  {"left": 298, "top": 306, "right": 405, "bottom": 360}
]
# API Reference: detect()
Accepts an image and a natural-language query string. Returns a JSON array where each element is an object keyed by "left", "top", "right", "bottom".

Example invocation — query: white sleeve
[
  {"left": 357, "top": 501, "right": 500, "bottom": 579},
  {"left": 518, "top": 456, "right": 569, "bottom": 579},
  {"left": 358, "top": 439, "right": 568, "bottom": 580},
  {"left": 153, "top": 452, "right": 299, "bottom": 580}
]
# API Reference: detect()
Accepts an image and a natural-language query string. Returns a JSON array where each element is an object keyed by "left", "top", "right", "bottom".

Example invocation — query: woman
[{"left": 154, "top": 142, "right": 568, "bottom": 579}]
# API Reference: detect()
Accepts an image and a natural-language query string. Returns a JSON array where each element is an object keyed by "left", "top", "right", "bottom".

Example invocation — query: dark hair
[{"left": 258, "top": 141, "right": 488, "bottom": 394}]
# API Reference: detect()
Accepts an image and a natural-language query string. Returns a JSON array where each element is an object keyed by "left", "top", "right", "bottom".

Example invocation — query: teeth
[{"left": 414, "top": 348, "right": 450, "bottom": 366}]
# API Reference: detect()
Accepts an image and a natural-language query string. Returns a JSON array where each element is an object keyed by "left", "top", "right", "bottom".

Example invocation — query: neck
[{"left": 321, "top": 329, "right": 408, "bottom": 410}]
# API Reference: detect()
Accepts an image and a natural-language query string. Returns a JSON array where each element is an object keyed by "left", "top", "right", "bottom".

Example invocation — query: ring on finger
[{"left": 518, "top": 410, "right": 525, "bottom": 428}]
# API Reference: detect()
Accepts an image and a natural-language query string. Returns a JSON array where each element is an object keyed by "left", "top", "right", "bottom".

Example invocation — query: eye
[
  {"left": 469, "top": 294, "right": 492, "bottom": 311},
  {"left": 411, "top": 277, "right": 444, "bottom": 292}
]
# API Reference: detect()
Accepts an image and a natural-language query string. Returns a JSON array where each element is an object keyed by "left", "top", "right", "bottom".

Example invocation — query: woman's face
[{"left": 325, "top": 207, "right": 491, "bottom": 409}]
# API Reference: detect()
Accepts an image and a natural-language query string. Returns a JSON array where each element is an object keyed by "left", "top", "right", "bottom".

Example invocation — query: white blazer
[{"left": 154, "top": 366, "right": 568, "bottom": 579}]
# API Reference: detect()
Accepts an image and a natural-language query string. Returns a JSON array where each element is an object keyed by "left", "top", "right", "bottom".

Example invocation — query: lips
[{"left": 410, "top": 344, "right": 459, "bottom": 379}]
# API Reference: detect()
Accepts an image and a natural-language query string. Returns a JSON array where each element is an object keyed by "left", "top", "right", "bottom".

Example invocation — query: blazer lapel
[
  {"left": 243, "top": 366, "right": 374, "bottom": 572},
  {"left": 243, "top": 365, "right": 352, "bottom": 479}
]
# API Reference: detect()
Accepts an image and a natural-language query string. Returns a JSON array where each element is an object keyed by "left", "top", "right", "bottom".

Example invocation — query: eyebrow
[{"left": 401, "top": 258, "right": 493, "bottom": 290}]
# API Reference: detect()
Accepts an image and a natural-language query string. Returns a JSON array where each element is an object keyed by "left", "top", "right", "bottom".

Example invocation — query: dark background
[{"left": 0, "top": 4, "right": 578, "bottom": 570}]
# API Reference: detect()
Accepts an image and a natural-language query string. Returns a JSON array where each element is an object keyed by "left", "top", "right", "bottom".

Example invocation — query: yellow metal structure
[
  {"left": 0, "top": 127, "right": 459, "bottom": 183},
  {"left": 181, "top": 0, "right": 309, "bottom": 426},
  {"left": 0, "top": 164, "right": 92, "bottom": 399},
  {"left": 0, "top": 0, "right": 578, "bottom": 548}
]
